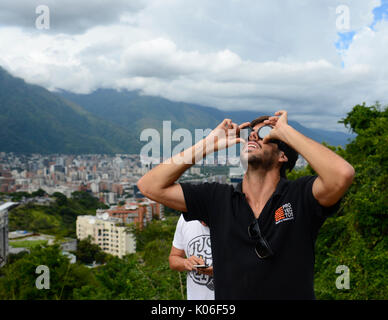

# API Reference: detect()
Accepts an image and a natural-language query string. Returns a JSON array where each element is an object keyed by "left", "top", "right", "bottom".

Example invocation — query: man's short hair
[{"left": 250, "top": 116, "right": 299, "bottom": 178}]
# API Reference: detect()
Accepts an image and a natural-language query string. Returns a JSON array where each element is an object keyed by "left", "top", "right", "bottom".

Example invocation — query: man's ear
[{"left": 278, "top": 150, "right": 288, "bottom": 164}]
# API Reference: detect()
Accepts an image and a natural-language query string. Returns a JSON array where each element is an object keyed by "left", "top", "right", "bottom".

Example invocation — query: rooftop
[{"left": 0, "top": 202, "right": 19, "bottom": 212}]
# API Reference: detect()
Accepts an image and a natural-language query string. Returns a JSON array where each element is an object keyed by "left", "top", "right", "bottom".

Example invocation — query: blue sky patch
[
  {"left": 335, "top": 31, "right": 356, "bottom": 50},
  {"left": 336, "top": 1, "right": 388, "bottom": 55},
  {"left": 371, "top": 0, "right": 388, "bottom": 29}
]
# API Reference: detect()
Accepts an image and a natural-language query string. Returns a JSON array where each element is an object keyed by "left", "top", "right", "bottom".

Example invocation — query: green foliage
[
  {"left": 74, "top": 216, "right": 184, "bottom": 300},
  {"left": 52, "top": 192, "right": 67, "bottom": 206},
  {"left": 130, "top": 215, "right": 179, "bottom": 252},
  {"left": 339, "top": 102, "right": 382, "bottom": 133},
  {"left": 9, "top": 240, "right": 48, "bottom": 248},
  {"left": 71, "top": 191, "right": 108, "bottom": 210},
  {"left": 75, "top": 236, "right": 107, "bottom": 264},
  {"left": 6, "top": 251, "right": 29, "bottom": 264},
  {"left": 132, "top": 215, "right": 184, "bottom": 299},
  {"left": 287, "top": 164, "right": 315, "bottom": 180},
  {"left": 313, "top": 102, "right": 388, "bottom": 299},
  {"left": 0, "top": 245, "right": 96, "bottom": 300},
  {"left": 73, "top": 254, "right": 158, "bottom": 299},
  {"left": 8, "top": 191, "right": 105, "bottom": 237},
  {"left": 10, "top": 191, "right": 32, "bottom": 202},
  {"left": 60, "top": 88, "right": 352, "bottom": 148},
  {"left": 2, "top": 216, "right": 183, "bottom": 300},
  {"left": 31, "top": 189, "right": 47, "bottom": 197}
]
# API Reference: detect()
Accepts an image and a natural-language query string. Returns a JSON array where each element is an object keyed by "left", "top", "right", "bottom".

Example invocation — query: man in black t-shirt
[{"left": 137, "top": 110, "right": 355, "bottom": 299}]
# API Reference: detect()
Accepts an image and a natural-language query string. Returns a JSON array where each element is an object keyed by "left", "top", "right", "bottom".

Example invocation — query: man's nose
[{"left": 248, "top": 131, "right": 259, "bottom": 141}]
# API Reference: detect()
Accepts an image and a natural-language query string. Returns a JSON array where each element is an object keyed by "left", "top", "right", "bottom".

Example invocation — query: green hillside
[
  {"left": 59, "top": 88, "right": 354, "bottom": 147},
  {"left": 7, "top": 191, "right": 108, "bottom": 238},
  {"left": 0, "top": 66, "right": 353, "bottom": 155},
  {"left": 0, "top": 67, "right": 140, "bottom": 154},
  {"left": 59, "top": 89, "right": 222, "bottom": 134}
]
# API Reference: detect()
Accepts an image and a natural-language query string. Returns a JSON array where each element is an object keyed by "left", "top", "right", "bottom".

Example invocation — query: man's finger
[
  {"left": 229, "top": 123, "right": 238, "bottom": 135},
  {"left": 238, "top": 122, "right": 251, "bottom": 129},
  {"left": 189, "top": 256, "right": 202, "bottom": 264},
  {"left": 224, "top": 119, "right": 232, "bottom": 128},
  {"left": 219, "top": 119, "right": 232, "bottom": 129},
  {"left": 264, "top": 119, "right": 276, "bottom": 125},
  {"left": 275, "top": 110, "right": 287, "bottom": 117},
  {"left": 234, "top": 138, "right": 246, "bottom": 145},
  {"left": 192, "top": 256, "right": 204, "bottom": 264}
]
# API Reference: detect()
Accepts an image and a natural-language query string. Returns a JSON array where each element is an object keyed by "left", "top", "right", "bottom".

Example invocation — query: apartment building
[
  {"left": 0, "top": 202, "right": 18, "bottom": 267},
  {"left": 76, "top": 215, "right": 136, "bottom": 258},
  {"left": 97, "top": 198, "right": 164, "bottom": 230}
]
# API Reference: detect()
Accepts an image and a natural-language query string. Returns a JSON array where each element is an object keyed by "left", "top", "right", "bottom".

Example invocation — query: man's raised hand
[
  {"left": 262, "top": 110, "right": 289, "bottom": 144},
  {"left": 205, "top": 119, "right": 250, "bottom": 152}
]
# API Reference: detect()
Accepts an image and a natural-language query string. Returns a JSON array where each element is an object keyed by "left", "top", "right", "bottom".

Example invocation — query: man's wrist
[
  {"left": 198, "top": 137, "right": 213, "bottom": 158},
  {"left": 277, "top": 124, "right": 294, "bottom": 145}
]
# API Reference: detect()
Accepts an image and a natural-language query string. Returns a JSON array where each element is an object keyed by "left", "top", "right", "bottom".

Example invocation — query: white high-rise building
[{"left": 76, "top": 215, "right": 136, "bottom": 258}]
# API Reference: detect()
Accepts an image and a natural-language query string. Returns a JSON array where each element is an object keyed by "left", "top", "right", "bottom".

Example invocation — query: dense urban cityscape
[
  {"left": 0, "top": 152, "right": 215, "bottom": 266},
  {"left": 0, "top": 152, "right": 308, "bottom": 268}
]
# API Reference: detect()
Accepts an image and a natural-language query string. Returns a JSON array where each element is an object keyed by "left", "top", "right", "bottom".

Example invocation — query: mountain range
[{"left": 0, "top": 66, "right": 353, "bottom": 155}]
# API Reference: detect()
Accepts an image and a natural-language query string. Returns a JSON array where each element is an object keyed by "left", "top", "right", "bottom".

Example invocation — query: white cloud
[
  {"left": 0, "top": 0, "right": 145, "bottom": 33},
  {"left": 137, "top": 0, "right": 380, "bottom": 63},
  {"left": 0, "top": 0, "right": 386, "bottom": 132}
]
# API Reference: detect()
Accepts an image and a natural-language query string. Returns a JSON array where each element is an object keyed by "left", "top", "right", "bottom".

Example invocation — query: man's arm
[
  {"left": 137, "top": 119, "right": 248, "bottom": 212},
  {"left": 264, "top": 111, "right": 355, "bottom": 207}
]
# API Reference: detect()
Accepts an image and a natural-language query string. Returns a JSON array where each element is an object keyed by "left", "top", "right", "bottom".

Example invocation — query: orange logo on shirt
[
  {"left": 275, "top": 207, "right": 286, "bottom": 223},
  {"left": 275, "top": 203, "right": 294, "bottom": 224}
]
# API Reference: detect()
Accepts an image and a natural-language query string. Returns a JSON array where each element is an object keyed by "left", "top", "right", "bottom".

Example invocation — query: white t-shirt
[{"left": 172, "top": 214, "right": 215, "bottom": 300}]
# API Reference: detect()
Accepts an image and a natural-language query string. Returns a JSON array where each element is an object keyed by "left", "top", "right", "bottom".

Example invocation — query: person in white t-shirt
[{"left": 169, "top": 214, "right": 215, "bottom": 300}]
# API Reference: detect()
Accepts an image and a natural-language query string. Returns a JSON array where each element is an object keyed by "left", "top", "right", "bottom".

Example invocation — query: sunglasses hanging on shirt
[{"left": 248, "top": 219, "right": 274, "bottom": 259}]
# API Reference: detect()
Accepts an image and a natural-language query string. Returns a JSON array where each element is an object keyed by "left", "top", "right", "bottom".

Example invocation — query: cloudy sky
[{"left": 0, "top": 0, "right": 387, "bottom": 131}]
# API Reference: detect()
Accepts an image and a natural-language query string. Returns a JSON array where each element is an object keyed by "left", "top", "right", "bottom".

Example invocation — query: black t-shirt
[{"left": 180, "top": 176, "right": 340, "bottom": 300}]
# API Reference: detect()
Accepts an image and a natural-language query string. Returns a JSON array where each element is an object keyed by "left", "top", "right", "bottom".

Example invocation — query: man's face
[{"left": 241, "top": 123, "right": 280, "bottom": 170}]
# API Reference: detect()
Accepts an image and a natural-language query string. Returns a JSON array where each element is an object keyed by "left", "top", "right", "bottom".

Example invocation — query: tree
[
  {"left": 8, "top": 191, "right": 108, "bottom": 238},
  {"left": 73, "top": 254, "right": 159, "bottom": 299},
  {"left": 74, "top": 215, "right": 184, "bottom": 300},
  {"left": 75, "top": 236, "right": 107, "bottom": 264},
  {"left": 339, "top": 102, "right": 387, "bottom": 238},
  {"left": 31, "top": 188, "right": 47, "bottom": 197},
  {"left": 0, "top": 244, "right": 96, "bottom": 300},
  {"left": 313, "top": 102, "right": 388, "bottom": 299},
  {"left": 71, "top": 191, "right": 108, "bottom": 209},
  {"left": 53, "top": 192, "right": 67, "bottom": 206}
]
